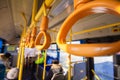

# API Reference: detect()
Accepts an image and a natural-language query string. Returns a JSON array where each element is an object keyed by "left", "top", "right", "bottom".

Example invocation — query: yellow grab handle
[
  {"left": 29, "top": 27, "right": 37, "bottom": 48},
  {"left": 35, "top": 31, "right": 51, "bottom": 50},
  {"left": 40, "top": 16, "right": 48, "bottom": 31},
  {"left": 57, "top": 0, "right": 120, "bottom": 57},
  {"left": 25, "top": 32, "right": 31, "bottom": 47},
  {"left": 35, "top": 16, "right": 51, "bottom": 50}
]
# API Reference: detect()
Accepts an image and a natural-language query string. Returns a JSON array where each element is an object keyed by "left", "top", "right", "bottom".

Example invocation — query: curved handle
[
  {"left": 35, "top": 16, "right": 51, "bottom": 50},
  {"left": 29, "top": 27, "right": 37, "bottom": 48},
  {"left": 57, "top": 0, "right": 120, "bottom": 57},
  {"left": 35, "top": 31, "right": 51, "bottom": 50}
]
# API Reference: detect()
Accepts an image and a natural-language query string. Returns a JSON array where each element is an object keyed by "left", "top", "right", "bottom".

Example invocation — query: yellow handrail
[
  {"left": 72, "top": 22, "right": 120, "bottom": 35},
  {"left": 25, "top": 0, "right": 38, "bottom": 48},
  {"left": 91, "top": 69, "right": 101, "bottom": 80},
  {"left": 31, "top": 0, "right": 38, "bottom": 23},
  {"left": 17, "top": 0, "right": 54, "bottom": 80},
  {"left": 21, "top": 12, "right": 27, "bottom": 27},
  {"left": 27, "top": 0, "right": 54, "bottom": 32},
  {"left": 18, "top": 39, "right": 25, "bottom": 80},
  {"left": 17, "top": 13, "right": 27, "bottom": 68},
  {"left": 18, "top": 13, "right": 27, "bottom": 80},
  {"left": 42, "top": 50, "right": 47, "bottom": 80},
  {"left": 68, "top": 29, "right": 72, "bottom": 80},
  {"left": 29, "top": 26, "right": 37, "bottom": 48}
]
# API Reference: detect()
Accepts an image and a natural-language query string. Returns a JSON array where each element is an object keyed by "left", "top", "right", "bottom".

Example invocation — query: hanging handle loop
[
  {"left": 57, "top": 0, "right": 120, "bottom": 57},
  {"left": 29, "top": 26, "right": 37, "bottom": 48},
  {"left": 35, "top": 2, "right": 51, "bottom": 50},
  {"left": 25, "top": 32, "right": 31, "bottom": 47}
]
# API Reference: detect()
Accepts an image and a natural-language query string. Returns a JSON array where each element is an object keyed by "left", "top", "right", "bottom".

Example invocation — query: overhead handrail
[
  {"left": 31, "top": 0, "right": 38, "bottom": 23},
  {"left": 57, "top": 0, "right": 120, "bottom": 57},
  {"left": 27, "top": 0, "right": 54, "bottom": 33},
  {"left": 26, "top": 0, "right": 38, "bottom": 48},
  {"left": 35, "top": 3, "right": 51, "bottom": 50},
  {"left": 72, "top": 22, "right": 120, "bottom": 36}
]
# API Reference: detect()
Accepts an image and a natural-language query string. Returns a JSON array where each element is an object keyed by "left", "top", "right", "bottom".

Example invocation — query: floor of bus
[
  {"left": 23, "top": 68, "right": 33, "bottom": 80},
  {"left": 22, "top": 65, "right": 43, "bottom": 80}
]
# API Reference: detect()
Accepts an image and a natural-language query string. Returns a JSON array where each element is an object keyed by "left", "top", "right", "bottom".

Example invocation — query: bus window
[
  {"left": 94, "top": 56, "right": 114, "bottom": 80},
  {"left": 47, "top": 44, "right": 57, "bottom": 58},
  {"left": 60, "top": 41, "right": 84, "bottom": 73}
]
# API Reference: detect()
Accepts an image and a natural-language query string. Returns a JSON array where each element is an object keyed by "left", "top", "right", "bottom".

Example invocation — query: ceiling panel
[
  {"left": 10, "top": 0, "right": 33, "bottom": 35},
  {"left": 0, "top": 0, "right": 7, "bottom": 9},
  {"left": 0, "top": 0, "right": 120, "bottom": 44},
  {"left": 0, "top": 0, "right": 16, "bottom": 42}
]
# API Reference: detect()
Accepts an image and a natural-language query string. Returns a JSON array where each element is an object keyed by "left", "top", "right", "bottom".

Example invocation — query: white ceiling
[
  {"left": 0, "top": 0, "right": 16, "bottom": 43},
  {"left": 0, "top": 0, "right": 120, "bottom": 44},
  {"left": 0, "top": 0, "right": 33, "bottom": 44}
]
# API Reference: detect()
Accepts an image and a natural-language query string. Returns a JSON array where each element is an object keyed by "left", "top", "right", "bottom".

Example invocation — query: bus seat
[{"left": 51, "top": 73, "right": 65, "bottom": 80}]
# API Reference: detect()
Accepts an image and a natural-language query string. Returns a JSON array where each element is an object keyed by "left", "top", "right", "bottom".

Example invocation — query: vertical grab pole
[
  {"left": 68, "top": 54, "right": 71, "bottom": 80},
  {"left": 17, "top": 45, "right": 22, "bottom": 68},
  {"left": 17, "top": 37, "right": 22, "bottom": 69},
  {"left": 18, "top": 38, "right": 25, "bottom": 80},
  {"left": 18, "top": 19, "right": 26, "bottom": 80},
  {"left": 42, "top": 50, "right": 47, "bottom": 80},
  {"left": 91, "top": 69, "right": 101, "bottom": 80},
  {"left": 17, "top": 12, "right": 27, "bottom": 68},
  {"left": 68, "top": 29, "right": 72, "bottom": 80},
  {"left": 36, "top": 52, "right": 40, "bottom": 76}
]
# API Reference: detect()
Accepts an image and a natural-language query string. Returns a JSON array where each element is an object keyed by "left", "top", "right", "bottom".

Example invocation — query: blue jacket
[{"left": 0, "top": 60, "right": 6, "bottom": 80}]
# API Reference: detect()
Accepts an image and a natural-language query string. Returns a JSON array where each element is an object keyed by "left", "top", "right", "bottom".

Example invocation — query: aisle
[
  {"left": 22, "top": 66, "right": 36, "bottom": 80},
  {"left": 22, "top": 65, "right": 44, "bottom": 80}
]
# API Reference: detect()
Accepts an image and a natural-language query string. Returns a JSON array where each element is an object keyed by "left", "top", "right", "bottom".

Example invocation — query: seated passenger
[
  {"left": 0, "top": 53, "right": 12, "bottom": 80},
  {"left": 45, "top": 60, "right": 64, "bottom": 80},
  {"left": 6, "top": 67, "right": 19, "bottom": 80},
  {"left": 3, "top": 53, "right": 12, "bottom": 69}
]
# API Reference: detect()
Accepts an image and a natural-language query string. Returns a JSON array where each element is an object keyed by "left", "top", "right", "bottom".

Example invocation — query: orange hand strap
[
  {"left": 57, "top": 0, "right": 120, "bottom": 57},
  {"left": 25, "top": 32, "right": 31, "bottom": 47},
  {"left": 29, "top": 26, "right": 37, "bottom": 48},
  {"left": 35, "top": 16, "right": 51, "bottom": 50}
]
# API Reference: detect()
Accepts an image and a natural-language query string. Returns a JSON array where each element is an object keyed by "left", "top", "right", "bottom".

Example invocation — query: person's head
[
  {"left": 4, "top": 52, "right": 12, "bottom": 58},
  {"left": 1, "top": 52, "right": 11, "bottom": 60},
  {"left": 52, "top": 60, "right": 59, "bottom": 64}
]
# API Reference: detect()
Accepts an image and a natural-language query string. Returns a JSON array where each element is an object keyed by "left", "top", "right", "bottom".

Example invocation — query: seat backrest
[
  {"left": 51, "top": 73, "right": 65, "bottom": 80},
  {"left": 6, "top": 67, "right": 19, "bottom": 79},
  {"left": 0, "top": 64, "right": 6, "bottom": 79}
]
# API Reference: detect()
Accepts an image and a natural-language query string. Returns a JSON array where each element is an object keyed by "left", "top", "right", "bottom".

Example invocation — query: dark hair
[
  {"left": 52, "top": 60, "right": 59, "bottom": 64},
  {"left": 4, "top": 52, "right": 11, "bottom": 58}
]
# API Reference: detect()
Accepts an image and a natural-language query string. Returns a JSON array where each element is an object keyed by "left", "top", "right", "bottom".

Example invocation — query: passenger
[
  {"left": 2, "top": 52, "right": 12, "bottom": 69},
  {"left": 6, "top": 67, "right": 19, "bottom": 80},
  {"left": 0, "top": 53, "right": 12, "bottom": 80},
  {"left": 45, "top": 60, "right": 64, "bottom": 80}
]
